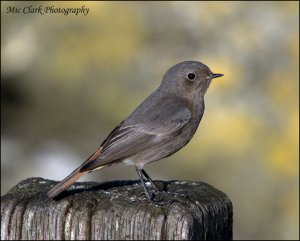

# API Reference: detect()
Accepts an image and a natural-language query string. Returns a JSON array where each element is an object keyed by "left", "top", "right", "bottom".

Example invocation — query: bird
[{"left": 47, "top": 61, "right": 223, "bottom": 203}]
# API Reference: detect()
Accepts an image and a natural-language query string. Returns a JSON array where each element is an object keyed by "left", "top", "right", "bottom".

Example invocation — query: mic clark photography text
[{"left": 6, "top": 5, "right": 89, "bottom": 16}]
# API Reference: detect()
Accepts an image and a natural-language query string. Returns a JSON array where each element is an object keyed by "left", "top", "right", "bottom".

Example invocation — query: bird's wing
[{"left": 79, "top": 96, "right": 191, "bottom": 172}]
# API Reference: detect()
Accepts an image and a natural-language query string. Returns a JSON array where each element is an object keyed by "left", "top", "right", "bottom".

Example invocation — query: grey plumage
[{"left": 47, "top": 61, "right": 223, "bottom": 201}]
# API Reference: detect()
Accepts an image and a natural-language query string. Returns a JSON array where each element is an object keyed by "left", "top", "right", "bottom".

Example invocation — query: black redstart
[{"left": 47, "top": 61, "right": 223, "bottom": 203}]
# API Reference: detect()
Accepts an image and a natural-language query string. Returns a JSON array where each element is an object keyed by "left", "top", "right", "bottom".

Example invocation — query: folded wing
[{"left": 80, "top": 95, "right": 191, "bottom": 172}]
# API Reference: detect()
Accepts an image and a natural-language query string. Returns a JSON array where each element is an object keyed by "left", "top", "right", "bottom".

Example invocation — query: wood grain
[{"left": 1, "top": 177, "right": 232, "bottom": 240}]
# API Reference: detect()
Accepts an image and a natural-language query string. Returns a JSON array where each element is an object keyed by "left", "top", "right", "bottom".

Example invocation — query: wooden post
[{"left": 1, "top": 177, "right": 232, "bottom": 240}]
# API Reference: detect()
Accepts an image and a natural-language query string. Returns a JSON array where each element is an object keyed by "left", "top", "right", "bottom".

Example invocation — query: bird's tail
[
  {"left": 47, "top": 168, "right": 87, "bottom": 198},
  {"left": 47, "top": 147, "right": 103, "bottom": 198}
]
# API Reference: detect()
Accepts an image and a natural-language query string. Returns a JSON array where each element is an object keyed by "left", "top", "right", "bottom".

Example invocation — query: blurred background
[{"left": 1, "top": 1, "right": 299, "bottom": 239}]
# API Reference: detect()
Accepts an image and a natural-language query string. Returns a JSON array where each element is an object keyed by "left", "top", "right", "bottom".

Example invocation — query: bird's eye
[{"left": 187, "top": 73, "right": 195, "bottom": 80}]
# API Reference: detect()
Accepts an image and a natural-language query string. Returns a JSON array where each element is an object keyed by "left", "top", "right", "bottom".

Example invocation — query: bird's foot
[
  {"left": 170, "top": 191, "right": 188, "bottom": 200},
  {"left": 148, "top": 190, "right": 189, "bottom": 206}
]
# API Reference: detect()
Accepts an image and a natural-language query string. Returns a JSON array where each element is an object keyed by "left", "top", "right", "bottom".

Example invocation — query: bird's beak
[{"left": 211, "top": 73, "right": 224, "bottom": 79}]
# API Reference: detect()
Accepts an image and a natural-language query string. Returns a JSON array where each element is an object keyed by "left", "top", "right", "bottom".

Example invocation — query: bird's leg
[
  {"left": 136, "top": 168, "right": 153, "bottom": 201},
  {"left": 136, "top": 168, "right": 172, "bottom": 206},
  {"left": 142, "top": 169, "right": 187, "bottom": 200},
  {"left": 141, "top": 169, "right": 161, "bottom": 192},
  {"left": 136, "top": 168, "right": 188, "bottom": 206},
  {"left": 142, "top": 169, "right": 187, "bottom": 199}
]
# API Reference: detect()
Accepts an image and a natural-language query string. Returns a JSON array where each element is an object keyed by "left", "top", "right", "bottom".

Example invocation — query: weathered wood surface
[{"left": 1, "top": 177, "right": 232, "bottom": 240}]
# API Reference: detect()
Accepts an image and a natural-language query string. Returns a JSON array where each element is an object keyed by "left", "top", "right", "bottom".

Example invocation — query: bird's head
[{"left": 160, "top": 61, "right": 223, "bottom": 99}]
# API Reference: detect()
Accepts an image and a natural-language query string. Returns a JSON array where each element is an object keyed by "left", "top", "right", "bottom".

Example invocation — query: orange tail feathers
[
  {"left": 47, "top": 147, "right": 103, "bottom": 198},
  {"left": 47, "top": 168, "right": 87, "bottom": 198}
]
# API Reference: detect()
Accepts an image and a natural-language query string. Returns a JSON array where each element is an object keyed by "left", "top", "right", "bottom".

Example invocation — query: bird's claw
[{"left": 147, "top": 190, "right": 188, "bottom": 206}]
